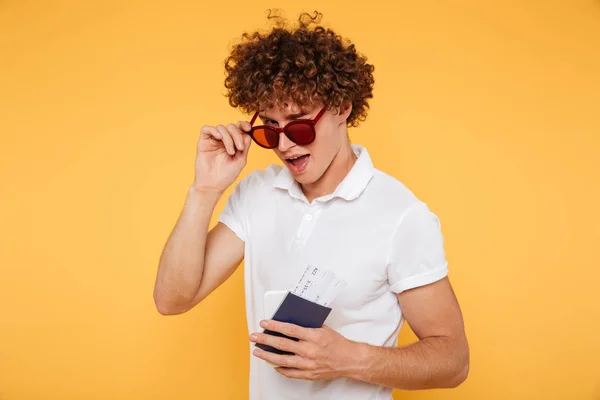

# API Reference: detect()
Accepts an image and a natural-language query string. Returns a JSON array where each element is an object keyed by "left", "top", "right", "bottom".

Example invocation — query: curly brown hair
[{"left": 223, "top": 10, "right": 375, "bottom": 127}]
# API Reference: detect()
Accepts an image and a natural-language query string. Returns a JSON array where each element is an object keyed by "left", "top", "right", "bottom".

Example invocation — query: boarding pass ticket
[{"left": 292, "top": 265, "right": 347, "bottom": 307}]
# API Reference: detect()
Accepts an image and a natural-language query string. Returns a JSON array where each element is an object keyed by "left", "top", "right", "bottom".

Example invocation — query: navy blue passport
[{"left": 255, "top": 292, "right": 332, "bottom": 355}]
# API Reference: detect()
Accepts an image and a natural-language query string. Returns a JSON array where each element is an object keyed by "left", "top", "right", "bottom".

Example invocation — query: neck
[{"left": 301, "top": 143, "right": 358, "bottom": 202}]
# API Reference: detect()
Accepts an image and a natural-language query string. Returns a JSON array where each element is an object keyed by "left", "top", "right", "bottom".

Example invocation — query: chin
[
  {"left": 293, "top": 173, "right": 313, "bottom": 185},
  {"left": 292, "top": 167, "right": 323, "bottom": 187}
]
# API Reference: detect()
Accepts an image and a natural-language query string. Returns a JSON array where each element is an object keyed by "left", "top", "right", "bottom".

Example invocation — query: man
[{"left": 153, "top": 10, "right": 469, "bottom": 399}]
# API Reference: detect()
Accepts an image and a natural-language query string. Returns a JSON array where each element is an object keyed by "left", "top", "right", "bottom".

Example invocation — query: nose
[{"left": 278, "top": 132, "right": 295, "bottom": 152}]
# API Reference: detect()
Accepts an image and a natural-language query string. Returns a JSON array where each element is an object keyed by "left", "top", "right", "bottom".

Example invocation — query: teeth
[{"left": 288, "top": 155, "right": 303, "bottom": 160}]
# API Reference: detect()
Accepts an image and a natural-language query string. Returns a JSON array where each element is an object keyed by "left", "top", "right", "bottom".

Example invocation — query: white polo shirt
[{"left": 218, "top": 144, "right": 448, "bottom": 400}]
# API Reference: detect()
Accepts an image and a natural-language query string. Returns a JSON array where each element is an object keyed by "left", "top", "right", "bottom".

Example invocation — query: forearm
[
  {"left": 350, "top": 336, "right": 469, "bottom": 390},
  {"left": 153, "top": 186, "right": 222, "bottom": 312}
]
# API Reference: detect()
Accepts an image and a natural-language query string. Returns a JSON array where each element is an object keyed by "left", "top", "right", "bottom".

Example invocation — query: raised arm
[{"left": 153, "top": 120, "right": 253, "bottom": 315}]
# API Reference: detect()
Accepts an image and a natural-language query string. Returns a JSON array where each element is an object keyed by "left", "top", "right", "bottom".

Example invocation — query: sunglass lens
[
  {"left": 252, "top": 128, "right": 279, "bottom": 148},
  {"left": 286, "top": 123, "right": 315, "bottom": 145}
]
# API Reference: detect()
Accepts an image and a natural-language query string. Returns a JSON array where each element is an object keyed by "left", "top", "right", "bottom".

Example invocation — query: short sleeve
[
  {"left": 387, "top": 201, "right": 449, "bottom": 294},
  {"left": 218, "top": 176, "right": 251, "bottom": 242}
]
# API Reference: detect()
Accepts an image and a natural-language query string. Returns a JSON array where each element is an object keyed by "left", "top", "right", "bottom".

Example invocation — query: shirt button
[{"left": 305, "top": 214, "right": 312, "bottom": 220}]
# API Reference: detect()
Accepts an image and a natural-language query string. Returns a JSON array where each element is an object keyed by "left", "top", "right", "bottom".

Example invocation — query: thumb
[
  {"left": 239, "top": 120, "right": 252, "bottom": 132},
  {"left": 243, "top": 132, "right": 253, "bottom": 148}
]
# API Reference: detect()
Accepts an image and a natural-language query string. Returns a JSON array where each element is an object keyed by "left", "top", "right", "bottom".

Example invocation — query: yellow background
[{"left": 1, "top": 1, "right": 599, "bottom": 399}]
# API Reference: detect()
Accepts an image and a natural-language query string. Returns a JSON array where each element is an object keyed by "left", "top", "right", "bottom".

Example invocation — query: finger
[
  {"left": 242, "top": 130, "right": 253, "bottom": 148},
  {"left": 275, "top": 367, "right": 313, "bottom": 380},
  {"left": 252, "top": 347, "right": 298, "bottom": 368},
  {"left": 226, "top": 123, "right": 244, "bottom": 151},
  {"left": 200, "top": 125, "right": 221, "bottom": 140},
  {"left": 236, "top": 120, "right": 252, "bottom": 133},
  {"left": 236, "top": 121, "right": 253, "bottom": 149},
  {"left": 259, "top": 320, "right": 316, "bottom": 342},
  {"left": 252, "top": 347, "right": 313, "bottom": 370},
  {"left": 216, "top": 125, "right": 235, "bottom": 155},
  {"left": 250, "top": 332, "right": 305, "bottom": 356}
]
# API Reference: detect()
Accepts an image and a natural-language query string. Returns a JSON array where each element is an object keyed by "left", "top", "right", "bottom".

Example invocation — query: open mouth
[{"left": 285, "top": 154, "right": 310, "bottom": 173}]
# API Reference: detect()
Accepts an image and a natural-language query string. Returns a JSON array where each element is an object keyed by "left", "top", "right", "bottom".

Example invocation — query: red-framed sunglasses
[{"left": 245, "top": 107, "right": 326, "bottom": 149}]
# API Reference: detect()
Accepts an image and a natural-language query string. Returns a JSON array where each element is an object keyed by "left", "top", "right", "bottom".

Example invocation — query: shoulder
[
  {"left": 221, "top": 164, "right": 281, "bottom": 214},
  {"left": 235, "top": 164, "right": 282, "bottom": 190},
  {"left": 227, "top": 164, "right": 283, "bottom": 202},
  {"left": 369, "top": 169, "right": 443, "bottom": 237},
  {"left": 364, "top": 167, "right": 422, "bottom": 213}
]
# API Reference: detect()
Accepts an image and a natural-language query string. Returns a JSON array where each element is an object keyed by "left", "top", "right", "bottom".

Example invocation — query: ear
[{"left": 337, "top": 101, "right": 353, "bottom": 124}]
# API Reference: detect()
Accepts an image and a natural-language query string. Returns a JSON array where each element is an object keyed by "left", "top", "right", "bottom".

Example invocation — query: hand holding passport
[{"left": 255, "top": 265, "right": 347, "bottom": 355}]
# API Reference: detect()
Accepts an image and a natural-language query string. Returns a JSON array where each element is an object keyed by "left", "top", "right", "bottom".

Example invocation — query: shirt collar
[{"left": 273, "top": 144, "right": 374, "bottom": 202}]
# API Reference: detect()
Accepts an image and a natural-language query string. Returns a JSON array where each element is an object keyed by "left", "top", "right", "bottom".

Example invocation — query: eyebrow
[{"left": 259, "top": 112, "right": 308, "bottom": 121}]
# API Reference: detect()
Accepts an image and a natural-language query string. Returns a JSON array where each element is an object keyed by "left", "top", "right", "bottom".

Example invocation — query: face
[{"left": 257, "top": 101, "right": 352, "bottom": 186}]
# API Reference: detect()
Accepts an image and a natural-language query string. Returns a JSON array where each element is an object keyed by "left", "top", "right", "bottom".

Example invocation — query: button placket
[{"left": 293, "top": 205, "right": 320, "bottom": 249}]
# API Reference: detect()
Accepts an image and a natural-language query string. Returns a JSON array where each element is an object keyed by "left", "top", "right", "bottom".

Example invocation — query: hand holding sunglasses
[
  {"left": 193, "top": 120, "right": 253, "bottom": 193},
  {"left": 192, "top": 107, "right": 325, "bottom": 192}
]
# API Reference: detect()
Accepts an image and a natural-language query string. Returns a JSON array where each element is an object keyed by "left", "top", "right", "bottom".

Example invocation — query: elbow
[
  {"left": 449, "top": 361, "right": 469, "bottom": 388},
  {"left": 153, "top": 291, "right": 194, "bottom": 316},
  {"left": 447, "top": 348, "right": 470, "bottom": 388},
  {"left": 154, "top": 300, "right": 182, "bottom": 316}
]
